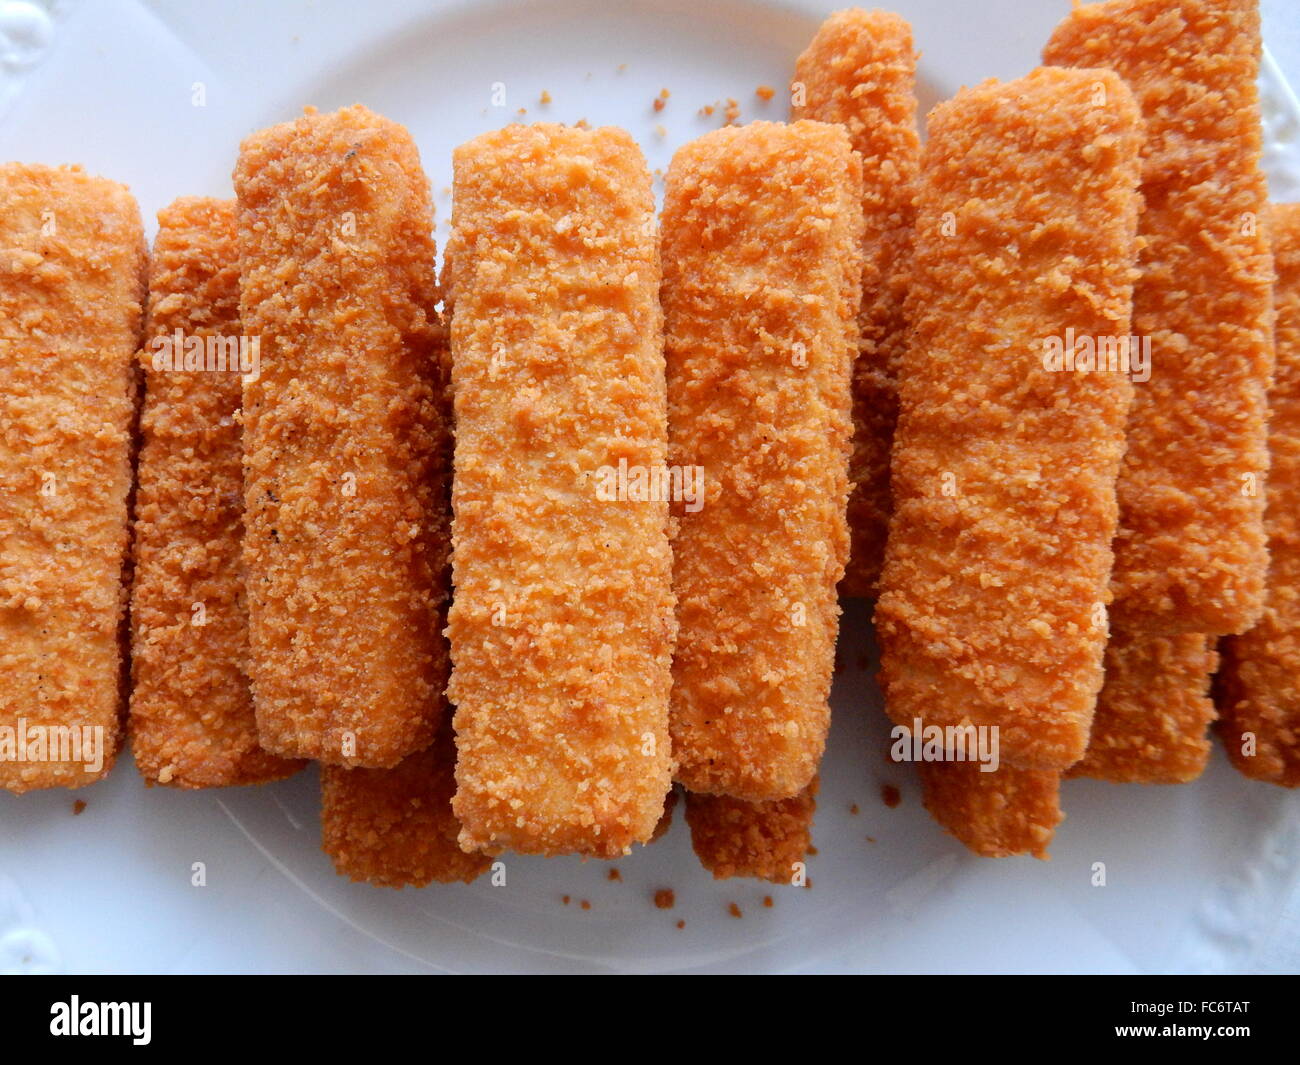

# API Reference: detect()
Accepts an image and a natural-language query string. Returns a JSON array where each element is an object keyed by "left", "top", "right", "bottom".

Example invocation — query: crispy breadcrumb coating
[
  {"left": 663, "top": 121, "right": 863, "bottom": 801},
  {"left": 129, "top": 198, "right": 304, "bottom": 788},
  {"left": 0, "top": 164, "right": 145, "bottom": 793},
  {"left": 875, "top": 68, "right": 1145, "bottom": 771},
  {"left": 793, "top": 9, "right": 920, "bottom": 597},
  {"left": 1045, "top": 0, "right": 1274, "bottom": 636},
  {"left": 445, "top": 125, "right": 675, "bottom": 858},
  {"left": 234, "top": 106, "right": 448, "bottom": 768},
  {"left": 1217, "top": 203, "right": 1300, "bottom": 786},
  {"left": 919, "top": 762, "right": 1062, "bottom": 860},
  {"left": 685, "top": 779, "right": 817, "bottom": 882},
  {"left": 321, "top": 720, "right": 489, "bottom": 887},
  {"left": 1069, "top": 628, "right": 1217, "bottom": 783}
]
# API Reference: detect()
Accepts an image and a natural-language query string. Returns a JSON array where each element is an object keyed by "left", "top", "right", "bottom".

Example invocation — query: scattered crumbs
[
  {"left": 676, "top": 919, "right": 685, "bottom": 930},
  {"left": 866, "top": 836, "right": 877, "bottom": 844},
  {"left": 654, "top": 888, "right": 675, "bottom": 910},
  {"left": 653, "top": 97, "right": 666, "bottom": 113},
  {"left": 807, "top": 845, "right": 818, "bottom": 857},
  {"left": 617, "top": 63, "right": 627, "bottom": 73},
  {"left": 724, "top": 98, "right": 740, "bottom": 124},
  {"left": 576, "top": 118, "right": 591, "bottom": 129},
  {"left": 654, "top": 124, "right": 667, "bottom": 138},
  {"left": 849, "top": 803, "right": 860, "bottom": 815},
  {"left": 440, "top": 186, "right": 451, "bottom": 198},
  {"left": 516, "top": 107, "right": 527, "bottom": 115},
  {"left": 607, "top": 867, "right": 622, "bottom": 882},
  {"left": 755, "top": 84, "right": 775, "bottom": 101},
  {"left": 653, "top": 87, "right": 671, "bottom": 112},
  {"left": 580, "top": 899, "right": 591, "bottom": 911},
  {"left": 540, "top": 89, "right": 552, "bottom": 105},
  {"left": 700, "top": 103, "right": 716, "bottom": 117},
  {"left": 562, "top": 894, "right": 571, "bottom": 905},
  {"left": 763, "top": 895, "right": 774, "bottom": 908},
  {"left": 804, "top": 877, "right": 814, "bottom": 890},
  {"left": 728, "top": 902, "right": 743, "bottom": 919},
  {"left": 72, "top": 800, "right": 86, "bottom": 816},
  {"left": 881, "top": 784, "right": 901, "bottom": 808}
]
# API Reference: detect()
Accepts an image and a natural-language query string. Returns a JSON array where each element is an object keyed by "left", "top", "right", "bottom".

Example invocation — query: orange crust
[
  {"left": 1217, "top": 203, "right": 1300, "bottom": 786},
  {"left": 0, "top": 164, "right": 146, "bottom": 793},
  {"left": 663, "top": 121, "right": 863, "bottom": 801},
  {"left": 875, "top": 68, "right": 1144, "bottom": 771},
  {"left": 794, "top": 9, "right": 920, "bottom": 597},
  {"left": 234, "top": 106, "right": 449, "bottom": 768},
  {"left": 128, "top": 198, "right": 304, "bottom": 788},
  {"left": 321, "top": 721, "right": 489, "bottom": 888},
  {"left": 684, "top": 779, "right": 817, "bottom": 882},
  {"left": 1069, "top": 628, "right": 1217, "bottom": 783},
  {"left": 1045, "top": 0, "right": 1274, "bottom": 636},
  {"left": 919, "top": 761, "right": 1062, "bottom": 860},
  {"left": 445, "top": 125, "right": 675, "bottom": 858}
]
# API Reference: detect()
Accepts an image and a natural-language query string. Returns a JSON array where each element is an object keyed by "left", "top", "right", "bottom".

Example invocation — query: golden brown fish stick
[
  {"left": 919, "top": 762, "right": 1063, "bottom": 860},
  {"left": 1045, "top": 0, "right": 1274, "bottom": 636},
  {"left": 0, "top": 164, "right": 145, "bottom": 793},
  {"left": 875, "top": 68, "right": 1145, "bottom": 771},
  {"left": 685, "top": 780, "right": 817, "bottom": 882},
  {"left": 445, "top": 124, "right": 675, "bottom": 858},
  {"left": 1217, "top": 203, "right": 1300, "bottom": 786},
  {"left": 129, "top": 198, "right": 304, "bottom": 788},
  {"left": 793, "top": 8, "right": 921, "bottom": 597},
  {"left": 321, "top": 721, "right": 489, "bottom": 888},
  {"left": 1069, "top": 628, "right": 1217, "bottom": 783},
  {"left": 234, "top": 106, "right": 448, "bottom": 768},
  {"left": 664, "top": 121, "right": 863, "bottom": 801}
]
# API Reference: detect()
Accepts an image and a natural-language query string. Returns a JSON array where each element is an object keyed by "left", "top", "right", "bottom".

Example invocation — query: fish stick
[
  {"left": 1045, "top": 0, "right": 1274, "bottom": 636},
  {"left": 234, "top": 106, "right": 448, "bottom": 768},
  {"left": 445, "top": 124, "right": 675, "bottom": 858},
  {"left": 128, "top": 198, "right": 304, "bottom": 788},
  {"left": 684, "top": 780, "right": 817, "bottom": 882},
  {"left": 1069, "top": 628, "right": 1217, "bottom": 783},
  {"left": 1217, "top": 203, "right": 1300, "bottom": 786},
  {"left": 918, "top": 762, "right": 1063, "bottom": 860},
  {"left": 793, "top": 8, "right": 921, "bottom": 597},
  {"left": 875, "top": 68, "right": 1145, "bottom": 771},
  {"left": 0, "top": 164, "right": 145, "bottom": 793},
  {"left": 664, "top": 121, "right": 863, "bottom": 801},
  {"left": 321, "top": 720, "right": 489, "bottom": 888}
]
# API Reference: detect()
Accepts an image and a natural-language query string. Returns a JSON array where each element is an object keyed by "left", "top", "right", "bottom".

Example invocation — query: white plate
[{"left": 2, "top": 0, "right": 1299, "bottom": 974}]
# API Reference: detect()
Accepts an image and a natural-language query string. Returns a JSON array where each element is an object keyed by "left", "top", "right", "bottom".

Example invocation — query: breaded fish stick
[
  {"left": 129, "top": 198, "right": 303, "bottom": 788},
  {"left": 793, "top": 9, "right": 920, "bottom": 597},
  {"left": 684, "top": 780, "right": 817, "bottom": 882},
  {"left": 1070, "top": 628, "right": 1217, "bottom": 783},
  {"left": 1045, "top": 0, "right": 1274, "bottom": 636},
  {"left": 664, "top": 121, "right": 863, "bottom": 801},
  {"left": 321, "top": 720, "right": 489, "bottom": 887},
  {"left": 875, "top": 68, "right": 1145, "bottom": 771},
  {"left": 0, "top": 164, "right": 145, "bottom": 793},
  {"left": 234, "top": 106, "right": 448, "bottom": 768},
  {"left": 919, "top": 762, "right": 1063, "bottom": 860},
  {"left": 1217, "top": 203, "right": 1300, "bottom": 786},
  {"left": 445, "top": 124, "right": 675, "bottom": 858}
]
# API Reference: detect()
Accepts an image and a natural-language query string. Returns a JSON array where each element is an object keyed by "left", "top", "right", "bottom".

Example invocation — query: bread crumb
[
  {"left": 756, "top": 84, "right": 775, "bottom": 101},
  {"left": 539, "top": 90, "right": 552, "bottom": 105},
  {"left": 724, "top": 98, "right": 740, "bottom": 124},
  {"left": 728, "top": 901, "right": 742, "bottom": 918},
  {"left": 881, "top": 784, "right": 901, "bottom": 808},
  {"left": 561, "top": 894, "right": 570, "bottom": 905},
  {"left": 607, "top": 867, "right": 622, "bottom": 882},
  {"left": 653, "top": 888, "right": 675, "bottom": 910},
  {"left": 763, "top": 895, "right": 773, "bottom": 908},
  {"left": 580, "top": 899, "right": 591, "bottom": 911},
  {"left": 675, "top": 919, "right": 685, "bottom": 929},
  {"left": 849, "top": 803, "right": 859, "bottom": 815},
  {"left": 72, "top": 800, "right": 86, "bottom": 815}
]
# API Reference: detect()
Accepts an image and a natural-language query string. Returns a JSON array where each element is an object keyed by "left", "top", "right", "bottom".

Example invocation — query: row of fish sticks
[{"left": 3, "top": 0, "right": 1297, "bottom": 888}]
